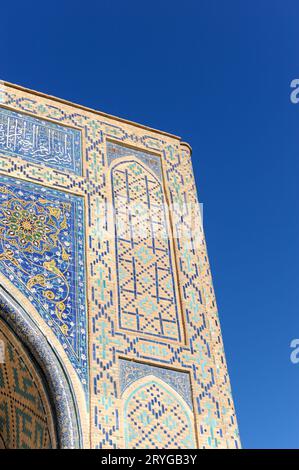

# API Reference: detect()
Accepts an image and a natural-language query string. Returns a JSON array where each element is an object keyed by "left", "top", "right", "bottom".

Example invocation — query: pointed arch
[
  {"left": 110, "top": 156, "right": 184, "bottom": 342},
  {"left": 0, "top": 316, "right": 57, "bottom": 448},
  {"left": 0, "top": 434, "right": 5, "bottom": 449},
  {"left": 0, "top": 284, "right": 82, "bottom": 448}
]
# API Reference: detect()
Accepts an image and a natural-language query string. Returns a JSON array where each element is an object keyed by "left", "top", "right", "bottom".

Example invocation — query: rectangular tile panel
[{"left": 0, "top": 107, "right": 82, "bottom": 174}]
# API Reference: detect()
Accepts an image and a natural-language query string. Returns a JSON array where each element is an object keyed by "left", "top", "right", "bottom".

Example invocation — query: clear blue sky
[{"left": 2, "top": 0, "right": 298, "bottom": 449}]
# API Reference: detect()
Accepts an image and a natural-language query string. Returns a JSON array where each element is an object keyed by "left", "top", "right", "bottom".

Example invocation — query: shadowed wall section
[
  {"left": 0, "top": 317, "right": 57, "bottom": 448},
  {"left": 111, "top": 157, "right": 183, "bottom": 342},
  {"left": 122, "top": 376, "right": 196, "bottom": 449}
]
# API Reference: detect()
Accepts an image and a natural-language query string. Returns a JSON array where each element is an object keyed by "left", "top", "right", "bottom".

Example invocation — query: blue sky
[{"left": 1, "top": 0, "right": 299, "bottom": 448}]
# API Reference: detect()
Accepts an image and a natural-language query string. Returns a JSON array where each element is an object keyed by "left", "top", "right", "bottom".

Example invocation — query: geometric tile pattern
[
  {"left": 0, "top": 318, "right": 57, "bottom": 448},
  {"left": 123, "top": 379, "right": 195, "bottom": 449},
  {"left": 119, "top": 359, "right": 193, "bottom": 409},
  {"left": 0, "top": 176, "right": 87, "bottom": 392},
  {"left": 111, "top": 160, "right": 182, "bottom": 341},
  {"left": 107, "top": 141, "right": 163, "bottom": 180},
  {"left": 0, "top": 107, "right": 82, "bottom": 175},
  {"left": 0, "top": 83, "right": 240, "bottom": 449}
]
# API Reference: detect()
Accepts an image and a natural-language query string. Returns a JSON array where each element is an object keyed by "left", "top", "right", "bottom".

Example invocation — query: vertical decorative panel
[
  {"left": 110, "top": 153, "right": 182, "bottom": 342},
  {"left": 121, "top": 360, "right": 196, "bottom": 449}
]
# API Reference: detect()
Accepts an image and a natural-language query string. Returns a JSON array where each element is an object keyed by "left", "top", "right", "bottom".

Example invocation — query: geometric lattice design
[
  {"left": 123, "top": 379, "right": 195, "bottom": 449},
  {"left": 111, "top": 159, "right": 182, "bottom": 341},
  {"left": 0, "top": 83, "right": 241, "bottom": 449},
  {"left": 0, "top": 176, "right": 87, "bottom": 391},
  {"left": 119, "top": 359, "right": 193, "bottom": 409},
  {"left": 0, "top": 318, "right": 57, "bottom": 448},
  {"left": 0, "top": 107, "right": 82, "bottom": 175}
]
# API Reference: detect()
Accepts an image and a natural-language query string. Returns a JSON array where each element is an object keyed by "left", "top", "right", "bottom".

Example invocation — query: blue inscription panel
[{"left": 0, "top": 107, "right": 82, "bottom": 175}]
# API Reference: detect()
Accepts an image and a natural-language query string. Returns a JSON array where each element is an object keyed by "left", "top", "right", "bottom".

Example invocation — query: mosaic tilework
[
  {"left": 0, "top": 107, "right": 82, "bottom": 175},
  {"left": 0, "top": 318, "right": 57, "bottom": 448},
  {"left": 0, "top": 175, "right": 87, "bottom": 391},
  {"left": 111, "top": 159, "right": 182, "bottom": 341},
  {"left": 123, "top": 379, "right": 195, "bottom": 449},
  {"left": 119, "top": 359, "right": 193, "bottom": 410},
  {"left": 0, "top": 83, "right": 240, "bottom": 450},
  {"left": 0, "top": 285, "right": 82, "bottom": 448},
  {"left": 107, "top": 141, "right": 163, "bottom": 180}
]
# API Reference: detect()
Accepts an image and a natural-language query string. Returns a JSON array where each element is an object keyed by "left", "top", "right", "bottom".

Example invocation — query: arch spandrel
[{"left": 0, "top": 176, "right": 88, "bottom": 394}]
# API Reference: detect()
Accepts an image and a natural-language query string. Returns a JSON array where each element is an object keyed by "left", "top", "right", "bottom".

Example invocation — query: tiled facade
[{"left": 0, "top": 81, "right": 240, "bottom": 449}]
